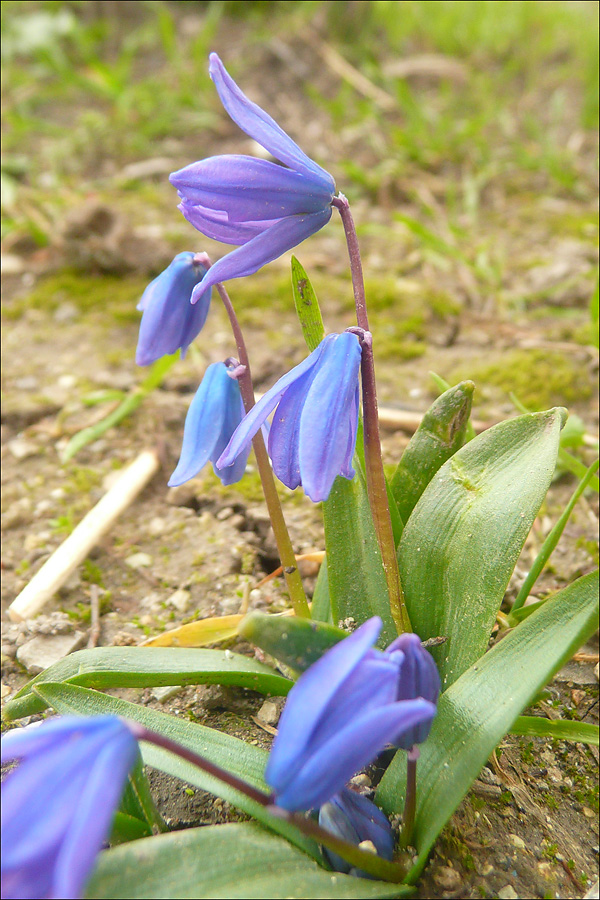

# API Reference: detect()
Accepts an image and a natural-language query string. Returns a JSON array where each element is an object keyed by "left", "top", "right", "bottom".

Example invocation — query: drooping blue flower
[
  {"left": 264, "top": 617, "right": 436, "bottom": 812},
  {"left": 1, "top": 715, "right": 138, "bottom": 900},
  {"left": 318, "top": 787, "right": 395, "bottom": 876},
  {"left": 385, "top": 633, "right": 441, "bottom": 750},
  {"left": 136, "top": 252, "right": 212, "bottom": 366},
  {"left": 217, "top": 332, "right": 361, "bottom": 502},
  {"left": 169, "top": 360, "right": 249, "bottom": 487},
  {"left": 169, "top": 53, "right": 335, "bottom": 297}
]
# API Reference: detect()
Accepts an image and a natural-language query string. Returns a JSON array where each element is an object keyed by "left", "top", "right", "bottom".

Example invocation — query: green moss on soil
[{"left": 450, "top": 348, "right": 592, "bottom": 409}]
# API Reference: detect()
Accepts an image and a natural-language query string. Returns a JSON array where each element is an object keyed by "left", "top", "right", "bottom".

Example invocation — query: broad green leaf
[
  {"left": 391, "top": 382, "right": 474, "bottom": 525},
  {"left": 323, "top": 463, "right": 397, "bottom": 643},
  {"left": 291, "top": 256, "right": 325, "bottom": 352},
  {"left": 3, "top": 647, "right": 292, "bottom": 721},
  {"left": 35, "top": 683, "right": 317, "bottom": 859},
  {"left": 430, "top": 372, "right": 476, "bottom": 441},
  {"left": 510, "top": 716, "right": 599, "bottom": 746},
  {"left": 510, "top": 459, "right": 599, "bottom": 615},
  {"left": 109, "top": 812, "right": 151, "bottom": 846},
  {"left": 377, "top": 570, "right": 599, "bottom": 883},
  {"left": 87, "top": 822, "right": 412, "bottom": 899},
  {"left": 239, "top": 611, "right": 346, "bottom": 672},
  {"left": 398, "top": 408, "right": 566, "bottom": 688}
]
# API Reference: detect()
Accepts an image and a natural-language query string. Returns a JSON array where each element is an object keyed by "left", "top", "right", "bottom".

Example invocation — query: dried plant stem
[{"left": 215, "top": 283, "right": 309, "bottom": 618}]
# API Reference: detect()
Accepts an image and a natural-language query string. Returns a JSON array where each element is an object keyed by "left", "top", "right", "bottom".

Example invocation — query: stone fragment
[
  {"left": 509, "top": 834, "right": 526, "bottom": 850},
  {"left": 16, "top": 631, "right": 86, "bottom": 674},
  {"left": 151, "top": 685, "right": 183, "bottom": 703},
  {"left": 8, "top": 439, "right": 37, "bottom": 460},
  {"left": 166, "top": 589, "right": 191, "bottom": 613},
  {"left": 256, "top": 699, "right": 281, "bottom": 726},
  {"left": 125, "top": 552, "right": 152, "bottom": 569},
  {"left": 498, "top": 886, "right": 519, "bottom": 900},
  {"left": 432, "top": 866, "right": 461, "bottom": 891}
]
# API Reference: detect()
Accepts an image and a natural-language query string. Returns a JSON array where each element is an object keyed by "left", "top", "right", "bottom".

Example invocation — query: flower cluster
[{"left": 264, "top": 617, "right": 438, "bottom": 811}]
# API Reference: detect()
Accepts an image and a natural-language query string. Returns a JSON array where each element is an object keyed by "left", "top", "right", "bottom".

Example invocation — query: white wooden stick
[{"left": 8, "top": 450, "right": 160, "bottom": 623}]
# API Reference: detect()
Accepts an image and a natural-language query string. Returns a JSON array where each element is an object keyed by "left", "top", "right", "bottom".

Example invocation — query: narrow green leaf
[
  {"left": 291, "top": 256, "right": 325, "bottom": 352},
  {"left": 510, "top": 459, "right": 599, "bottom": 614},
  {"left": 311, "top": 556, "right": 333, "bottom": 623},
  {"left": 399, "top": 408, "right": 566, "bottom": 688},
  {"left": 3, "top": 647, "right": 292, "bottom": 722},
  {"left": 109, "top": 812, "right": 152, "bottom": 846},
  {"left": 239, "top": 611, "right": 346, "bottom": 672},
  {"left": 35, "top": 683, "right": 317, "bottom": 859},
  {"left": 510, "top": 716, "right": 599, "bottom": 746},
  {"left": 87, "top": 823, "right": 412, "bottom": 899},
  {"left": 323, "top": 464, "right": 397, "bottom": 644},
  {"left": 61, "top": 354, "right": 178, "bottom": 462},
  {"left": 377, "top": 570, "right": 599, "bottom": 883},
  {"left": 391, "top": 382, "right": 474, "bottom": 524}
]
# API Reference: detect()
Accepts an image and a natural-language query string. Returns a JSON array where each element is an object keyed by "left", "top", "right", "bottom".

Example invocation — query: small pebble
[
  {"left": 8, "top": 439, "right": 37, "bottom": 460},
  {"left": 509, "top": 834, "right": 526, "bottom": 851},
  {"left": 166, "top": 589, "right": 191, "bottom": 613},
  {"left": 432, "top": 866, "right": 461, "bottom": 891},
  {"left": 125, "top": 552, "right": 152, "bottom": 569},
  {"left": 256, "top": 699, "right": 281, "bottom": 726},
  {"left": 498, "top": 886, "right": 519, "bottom": 900},
  {"left": 16, "top": 632, "right": 86, "bottom": 675}
]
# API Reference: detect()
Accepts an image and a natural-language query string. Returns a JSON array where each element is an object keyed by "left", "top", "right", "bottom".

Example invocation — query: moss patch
[{"left": 449, "top": 349, "right": 593, "bottom": 409}]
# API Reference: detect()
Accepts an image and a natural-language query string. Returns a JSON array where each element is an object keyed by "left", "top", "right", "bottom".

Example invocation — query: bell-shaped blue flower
[
  {"left": 318, "top": 787, "right": 395, "bottom": 876},
  {"left": 217, "top": 332, "right": 361, "bottom": 502},
  {"left": 169, "top": 53, "right": 335, "bottom": 297},
  {"left": 385, "top": 633, "right": 441, "bottom": 750},
  {"left": 1, "top": 715, "right": 138, "bottom": 900},
  {"left": 264, "top": 617, "right": 436, "bottom": 812},
  {"left": 136, "top": 252, "right": 212, "bottom": 366},
  {"left": 169, "top": 360, "right": 249, "bottom": 487}
]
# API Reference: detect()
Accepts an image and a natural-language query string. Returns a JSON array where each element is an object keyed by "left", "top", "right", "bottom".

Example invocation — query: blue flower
[
  {"left": 264, "top": 617, "right": 436, "bottom": 812},
  {"left": 217, "top": 332, "right": 361, "bottom": 502},
  {"left": 169, "top": 53, "right": 335, "bottom": 297},
  {"left": 318, "top": 787, "right": 395, "bottom": 876},
  {"left": 169, "top": 360, "right": 249, "bottom": 487},
  {"left": 1, "top": 716, "right": 138, "bottom": 900},
  {"left": 385, "top": 633, "right": 441, "bottom": 750},
  {"left": 136, "top": 252, "right": 212, "bottom": 366}
]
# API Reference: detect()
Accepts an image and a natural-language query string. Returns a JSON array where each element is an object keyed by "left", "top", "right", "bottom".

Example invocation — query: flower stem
[
  {"left": 333, "top": 196, "right": 411, "bottom": 633},
  {"left": 128, "top": 722, "right": 407, "bottom": 883},
  {"left": 215, "top": 282, "right": 310, "bottom": 619},
  {"left": 400, "top": 746, "right": 419, "bottom": 849}
]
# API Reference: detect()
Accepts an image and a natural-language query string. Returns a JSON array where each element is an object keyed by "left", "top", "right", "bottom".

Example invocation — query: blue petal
[
  {"left": 209, "top": 54, "right": 335, "bottom": 193},
  {"left": 191, "top": 208, "right": 332, "bottom": 294},
  {"left": 319, "top": 788, "right": 395, "bottom": 874},
  {"left": 298, "top": 332, "right": 362, "bottom": 502},
  {"left": 217, "top": 338, "right": 333, "bottom": 469},
  {"left": 267, "top": 364, "right": 322, "bottom": 490},
  {"left": 265, "top": 617, "right": 382, "bottom": 794},
  {"left": 274, "top": 699, "right": 436, "bottom": 811},
  {"left": 178, "top": 201, "right": 270, "bottom": 246},
  {"left": 339, "top": 384, "right": 360, "bottom": 480},
  {"left": 170, "top": 156, "right": 332, "bottom": 220},
  {"left": 168, "top": 363, "right": 230, "bottom": 486},
  {"left": 211, "top": 388, "right": 249, "bottom": 486},
  {"left": 135, "top": 252, "right": 211, "bottom": 366}
]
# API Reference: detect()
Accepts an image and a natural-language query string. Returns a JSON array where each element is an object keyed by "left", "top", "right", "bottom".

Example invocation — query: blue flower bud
[
  {"left": 136, "top": 252, "right": 211, "bottom": 366},
  {"left": 169, "top": 361, "right": 249, "bottom": 487},
  {"left": 318, "top": 787, "right": 395, "bottom": 877}
]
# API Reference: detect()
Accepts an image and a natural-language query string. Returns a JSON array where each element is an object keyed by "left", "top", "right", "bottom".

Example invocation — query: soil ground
[{"left": 2, "top": 3, "right": 598, "bottom": 898}]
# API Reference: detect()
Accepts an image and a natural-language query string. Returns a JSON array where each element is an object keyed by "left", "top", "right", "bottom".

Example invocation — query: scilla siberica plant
[{"left": 3, "top": 52, "right": 597, "bottom": 899}]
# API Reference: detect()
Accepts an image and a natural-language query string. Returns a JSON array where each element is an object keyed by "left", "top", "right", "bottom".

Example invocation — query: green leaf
[
  {"left": 3, "top": 647, "right": 292, "bottom": 721},
  {"left": 510, "top": 716, "right": 599, "bottom": 746},
  {"left": 310, "top": 556, "right": 333, "bottom": 623},
  {"left": 109, "top": 812, "right": 152, "bottom": 846},
  {"left": 398, "top": 408, "right": 566, "bottom": 688},
  {"left": 239, "top": 611, "right": 346, "bottom": 672},
  {"left": 510, "top": 459, "right": 599, "bottom": 615},
  {"left": 430, "top": 372, "right": 476, "bottom": 441},
  {"left": 391, "top": 382, "right": 474, "bottom": 525},
  {"left": 377, "top": 570, "right": 599, "bottom": 883},
  {"left": 323, "top": 464, "right": 397, "bottom": 643},
  {"left": 86, "top": 822, "right": 412, "bottom": 899},
  {"left": 291, "top": 256, "right": 325, "bottom": 352},
  {"left": 35, "top": 683, "right": 317, "bottom": 859}
]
